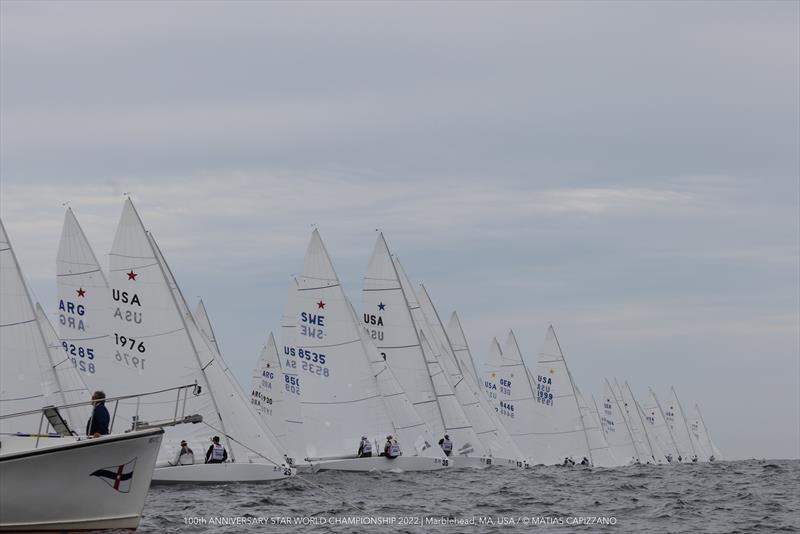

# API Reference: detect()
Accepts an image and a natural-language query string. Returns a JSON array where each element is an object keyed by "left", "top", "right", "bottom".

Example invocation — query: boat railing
[{"left": 0, "top": 383, "right": 204, "bottom": 448}]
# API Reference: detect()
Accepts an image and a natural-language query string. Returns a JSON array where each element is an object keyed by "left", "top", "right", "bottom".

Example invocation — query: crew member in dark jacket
[
  {"left": 205, "top": 436, "right": 228, "bottom": 464},
  {"left": 86, "top": 390, "right": 110, "bottom": 437}
]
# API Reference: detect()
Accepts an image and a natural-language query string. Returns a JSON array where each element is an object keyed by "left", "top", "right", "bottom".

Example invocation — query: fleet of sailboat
[{"left": 0, "top": 197, "right": 726, "bottom": 525}]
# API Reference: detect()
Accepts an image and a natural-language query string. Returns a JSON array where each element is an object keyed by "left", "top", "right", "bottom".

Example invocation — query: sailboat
[
  {"left": 575, "top": 386, "right": 619, "bottom": 467},
  {"left": 664, "top": 386, "right": 697, "bottom": 463},
  {"left": 694, "top": 404, "right": 722, "bottom": 461},
  {"left": 250, "top": 333, "right": 292, "bottom": 458},
  {"left": 416, "top": 285, "right": 528, "bottom": 468},
  {"left": 100, "top": 199, "right": 292, "bottom": 482},
  {"left": 1, "top": 217, "right": 163, "bottom": 531},
  {"left": 284, "top": 230, "right": 447, "bottom": 471},
  {"left": 618, "top": 381, "right": 662, "bottom": 464},
  {"left": 640, "top": 387, "right": 679, "bottom": 463},
  {"left": 504, "top": 327, "right": 592, "bottom": 466},
  {"left": 482, "top": 334, "right": 541, "bottom": 464},
  {"left": 599, "top": 378, "right": 639, "bottom": 465},
  {"left": 362, "top": 234, "right": 491, "bottom": 468}
]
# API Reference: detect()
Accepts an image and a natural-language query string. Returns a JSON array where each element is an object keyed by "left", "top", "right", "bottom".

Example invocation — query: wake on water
[{"left": 139, "top": 459, "right": 798, "bottom": 533}]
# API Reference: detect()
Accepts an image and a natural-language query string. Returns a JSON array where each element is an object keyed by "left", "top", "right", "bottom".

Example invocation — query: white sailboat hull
[
  {"left": 489, "top": 456, "right": 529, "bottom": 469},
  {"left": 153, "top": 462, "right": 294, "bottom": 484},
  {"left": 0, "top": 428, "right": 163, "bottom": 532},
  {"left": 448, "top": 455, "right": 492, "bottom": 469},
  {"left": 312, "top": 456, "right": 448, "bottom": 472}
]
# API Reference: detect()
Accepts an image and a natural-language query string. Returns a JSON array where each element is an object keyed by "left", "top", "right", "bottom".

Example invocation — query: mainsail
[
  {"left": 107, "top": 198, "right": 286, "bottom": 468},
  {"left": 518, "top": 326, "right": 590, "bottom": 465},
  {"left": 600, "top": 378, "right": 638, "bottom": 464},
  {"left": 250, "top": 333, "right": 291, "bottom": 454},
  {"left": 483, "top": 333, "right": 540, "bottom": 463},
  {"left": 576, "top": 385, "right": 618, "bottom": 467},
  {"left": 289, "top": 230, "right": 396, "bottom": 460},
  {"left": 0, "top": 219, "right": 88, "bottom": 434},
  {"left": 664, "top": 386, "right": 697, "bottom": 461},
  {"left": 55, "top": 208, "right": 113, "bottom": 393},
  {"left": 416, "top": 285, "right": 525, "bottom": 465},
  {"left": 362, "top": 234, "right": 488, "bottom": 460}
]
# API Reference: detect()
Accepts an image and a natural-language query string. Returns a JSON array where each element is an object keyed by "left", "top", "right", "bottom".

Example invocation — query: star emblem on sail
[{"left": 90, "top": 458, "right": 137, "bottom": 493}]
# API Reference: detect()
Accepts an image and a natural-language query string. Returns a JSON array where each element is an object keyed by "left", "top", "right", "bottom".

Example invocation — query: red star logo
[
  {"left": 127, "top": 270, "right": 137, "bottom": 281},
  {"left": 76, "top": 288, "right": 86, "bottom": 298},
  {"left": 317, "top": 300, "right": 325, "bottom": 309}
]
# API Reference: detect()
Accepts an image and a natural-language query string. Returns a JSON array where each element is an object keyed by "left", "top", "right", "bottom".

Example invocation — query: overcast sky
[{"left": 1, "top": 1, "right": 797, "bottom": 460}]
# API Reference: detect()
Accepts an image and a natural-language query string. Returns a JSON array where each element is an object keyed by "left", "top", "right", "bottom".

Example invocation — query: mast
[
  {"left": 592, "top": 394, "right": 605, "bottom": 434},
  {"left": 550, "top": 326, "right": 593, "bottom": 465}
]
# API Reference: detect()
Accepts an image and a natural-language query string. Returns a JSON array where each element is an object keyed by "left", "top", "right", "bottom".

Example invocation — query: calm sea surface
[{"left": 137, "top": 460, "right": 799, "bottom": 533}]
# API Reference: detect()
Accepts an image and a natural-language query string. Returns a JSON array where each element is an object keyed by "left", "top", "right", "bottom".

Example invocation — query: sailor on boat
[
  {"left": 563, "top": 457, "right": 575, "bottom": 467},
  {"left": 174, "top": 440, "right": 195, "bottom": 465},
  {"left": 86, "top": 390, "right": 110, "bottom": 437},
  {"left": 691, "top": 455, "right": 698, "bottom": 463},
  {"left": 438, "top": 435, "right": 453, "bottom": 456},
  {"left": 580, "top": 457, "right": 590, "bottom": 466},
  {"left": 382, "top": 436, "right": 401, "bottom": 459},
  {"left": 666, "top": 453, "right": 674, "bottom": 463},
  {"left": 357, "top": 436, "right": 373, "bottom": 458},
  {"left": 205, "top": 436, "right": 228, "bottom": 464}
]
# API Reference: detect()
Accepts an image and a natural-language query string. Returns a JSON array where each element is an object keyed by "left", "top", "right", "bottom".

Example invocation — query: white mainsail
[
  {"left": 279, "top": 280, "right": 308, "bottom": 462},
  {"left": 416, "top": 285, "right": 525, "bottom": 466},
  {"left": 0, "top": 219, "right": 87, "bottom": 434},
  {"left": 695, "top": 404, "right": 722, "bottom": 461},
  {"left": 639, "top": 387, "right": 677, "bottom": 462},
  {"left": 361, "top": 234, "right": 488, "bottom": 463},
  {"left": 107, "top": 199, "right": 288, "bottom": 474},
  {"left": 290, "top": 230, "right": 398, "bottom": 460},
  {"left": 445, "top": 311, "right": 482, "bottom": 388},
  {"left": 150, "top": 235, "right": 289, "bottom": 468},
  {"left": 250, "top": 333, "right": 291, "bottom": 454},
  {"left": 619, "top": 381, "right": 661, "bottom": 463},
  {"left": 576, "top": 385, "right": 618, "bottom": 467},
  {"left": 347, "top": 300, "right": 443, "bottom": 460},
  {"left": 483, "top": 333, "right": 541, "bottom": 464},
  {"left": 34, "top": 303, "right": 92, "bottom": 423},
  {"left": 194, "top": 299, "right": 221, "bottom": 355},
  {"left": 687, "top": 406, "right": 711, "bottom": 462},
  {"left": 56, "top": 208, "right": 113, "bottom": 393},
  {"left": 516, "top": 327, "right": 590, "bottom": 465},
  {"left": 664, "top": 386, "right": 697, "bottom": 462},
  {"left": 600, "top": 378, "right": 638, "bottom": 464}
]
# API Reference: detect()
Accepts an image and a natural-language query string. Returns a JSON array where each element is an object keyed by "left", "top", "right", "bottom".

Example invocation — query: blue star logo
[{"left": 378, "top": 302, "right": 386, "bottom": 311}]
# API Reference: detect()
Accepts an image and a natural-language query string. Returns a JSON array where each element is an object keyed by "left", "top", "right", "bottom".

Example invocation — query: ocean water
[{"left": 139, "top": 460, "right": 799, "bottom": 533}]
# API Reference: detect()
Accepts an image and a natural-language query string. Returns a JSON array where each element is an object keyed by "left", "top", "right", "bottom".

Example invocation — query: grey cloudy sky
[{"left": 1, "top": 1, "right": 798, "bottom": 460}]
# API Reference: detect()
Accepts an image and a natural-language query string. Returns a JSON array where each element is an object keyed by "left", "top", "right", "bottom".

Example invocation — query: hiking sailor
[
  {"left": 357, "top": 436, "right": 373, "bottom": 458},
  {"left": 383, "top": 435, "right": 401, "bottom": 459},
  {"left": 173, "top": 440, "right": 195, "bottom": 465},
  {"left": 205, "top": 436, "right": 228, "bottom": 464},
  {"left": 438, "top": 434, "right": 453, "bottom": 456}
]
